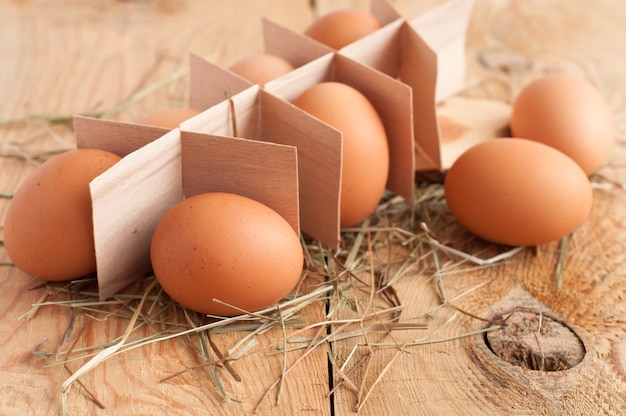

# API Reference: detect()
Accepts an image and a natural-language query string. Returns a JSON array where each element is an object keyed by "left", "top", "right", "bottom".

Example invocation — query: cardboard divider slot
[
  {"left": 266, "top": 52, "right": 415, "bottom": 202},
  {"left": 182, "top": 84, "right": 341, "bottom": 248}
]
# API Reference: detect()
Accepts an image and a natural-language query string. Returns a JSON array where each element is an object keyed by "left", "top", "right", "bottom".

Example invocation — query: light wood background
[{"left": 1, "top": 1, "right": 626, "bottom": 415}]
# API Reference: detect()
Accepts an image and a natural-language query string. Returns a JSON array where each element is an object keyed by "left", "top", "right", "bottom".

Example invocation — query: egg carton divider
[
  {"left": 74, "top": 0, "right": 477, "bottom": 300},
  {"left": 77, "top": 114, "right": 299, "bottom": 301}
]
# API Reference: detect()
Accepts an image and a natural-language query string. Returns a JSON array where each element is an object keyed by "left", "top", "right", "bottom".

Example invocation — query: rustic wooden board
[{"left": 1, "top": 1, "right": 625, "bottom": 415}]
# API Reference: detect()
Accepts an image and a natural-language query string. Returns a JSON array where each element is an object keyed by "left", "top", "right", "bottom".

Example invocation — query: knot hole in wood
[{"left": 483, "top": 309, "right": 586, "bottom": 372}]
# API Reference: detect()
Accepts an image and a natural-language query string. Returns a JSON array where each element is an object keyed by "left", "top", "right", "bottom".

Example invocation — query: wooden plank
[
  {"left": 328, "top": 0, "right": 626, "bottom": 414},
  {"left": 0, "top": 2, "right": 329, "bottom": 415}
]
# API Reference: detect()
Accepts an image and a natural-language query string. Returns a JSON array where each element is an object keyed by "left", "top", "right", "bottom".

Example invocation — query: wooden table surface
[{"left": 2, "top": 1, "right": 626, "bottom": 415}]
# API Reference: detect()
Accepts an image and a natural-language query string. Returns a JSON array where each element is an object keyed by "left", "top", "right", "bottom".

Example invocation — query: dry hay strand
[
  {"left": 13, "top": 179, "right": 536, "bottom": 415},
  {"left": 5, "top": 67, "right": 602, "bottom": 413}
]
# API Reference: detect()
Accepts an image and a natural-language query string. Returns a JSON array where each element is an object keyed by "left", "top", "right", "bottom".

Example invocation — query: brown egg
[
  {"left": 137, "top": 107, "right": 202, "bottom": 129},
  {"left": 293, "top": 82, "right": 389, "bottom": 227},
  {"left": 510, "top": 73, "right": 614, "bottom": 175},
  {"left": 444, "top": 138, "right": 592, "bottom": 246},
  {"left": 3, "top": 148, "right": 121, "bottom": 281},
  {"left": 304, "top": 9, "right": 382, "bottom": 50},
  {"left": 150, "top": 192, "right": 303, "bottom": 316},
  {"left": 228, "top": 53, "right": 295, "bottom": 86}
]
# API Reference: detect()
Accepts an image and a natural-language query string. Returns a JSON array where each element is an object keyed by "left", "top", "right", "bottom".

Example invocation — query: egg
[
  {"left": 510, "top": 73, "right": 614, "bottom": 175},
  {"left": 293, "top": 81, "right": 389, "bottom": 227},
  {"left": 137, "top": 107, "right": 202, "bottom": 129},
  {"left": 444, "top": 138, "right": 593, "bottom": 246},
  {"left": 3, "top": 148, "right": 122, "bottom": 281},
  {"left": 150, "top": 192, "right": 303, "bottom": 316},
  {"left": 304, "top": 9, "right": 382, "bottom": 50},
  {"left": 228, "top": 53, "right": 295, "bottom": 86}
]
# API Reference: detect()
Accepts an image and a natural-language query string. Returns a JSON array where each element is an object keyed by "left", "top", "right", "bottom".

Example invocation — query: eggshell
[
  {"left": 137, "top": 107, "right": 202, "bottom": 129},
  {"left": 510, "top": 73, "right": 614, "bottom": 175},
  {"left": 444, "top": 138, "right": 593, "bottom": 246},
  {"left": 3, "top": 148, "right": 122, "bottom": 281},
  {"left": 228, "top": 53, "right": 295, "bottom": 86},
  {"left": 292, "top": 81, "right": 389, "bottom": 227},
  {"left": 304, "top": 9, "right": 382, "bottom": 50},
  {"left": 150, "top": 192, "right": 303, "bottom": 316}
]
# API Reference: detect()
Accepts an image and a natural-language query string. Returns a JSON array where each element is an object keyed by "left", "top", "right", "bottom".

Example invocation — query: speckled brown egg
[
  {"left": 137, "top": 107, "right": 202, "bottom": 129},
  {"left": 293, "top": 81, "right": 389, "bottom": 227},
  {"left": 228, "top": 53, "right": 295, "bottom": 86},
  {"left": 444, "top": 138, "right": 593, "bottom": 246},
  {"left": 3, "top": 148, "right": 121, "bottom": 281},
  {"left": 304, "top": 9, "right": 382, "bottom": 50},
  {"left": 150, "top": 192, "right": 304, "bottom": 317},
  {"left": 510, "top": 73, "right": 614, "bottom": 175}
]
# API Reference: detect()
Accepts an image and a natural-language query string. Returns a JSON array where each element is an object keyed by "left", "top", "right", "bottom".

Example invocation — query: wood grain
[{"left": 1, "top": 1, "right": 626, "bottom": 415}]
